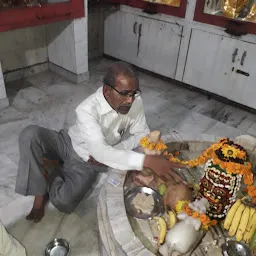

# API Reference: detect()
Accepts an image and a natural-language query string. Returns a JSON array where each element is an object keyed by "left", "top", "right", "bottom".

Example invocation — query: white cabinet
[
  {"left": 230, "top": 41, "right": 256, "bottom": 109},
  {"left": 104, "top": 11, "right": 182, "bottom": 79},
  {"left": 183, "top": 29, "right": 238, "bottom": 98},
  {"left": 136, "top": 17, "right": 182, "bottom": 78},
  {"left": 104, "top": 11, "right": 138, "bottom": 64},
  {"left": 183, "top": 29, "right": 256, "bottom": 109}
]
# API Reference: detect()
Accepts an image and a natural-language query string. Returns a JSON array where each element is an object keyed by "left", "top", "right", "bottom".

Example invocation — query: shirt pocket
[{"left": 104, "top": 130, "right": 122, "bottom": 145}]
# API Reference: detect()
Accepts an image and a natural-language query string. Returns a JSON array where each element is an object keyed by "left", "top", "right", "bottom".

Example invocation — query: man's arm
[
  {"left": 76, "top": 108, "right": 145, "bottom": 171},
  {"left": 76, "top": 103, "right": 188, "bottom": 182}
]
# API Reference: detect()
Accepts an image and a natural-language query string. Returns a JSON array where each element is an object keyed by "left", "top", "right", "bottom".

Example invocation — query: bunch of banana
[
  {"left": 153, "top": 210, "right": 177, "bottom": 244},
  {"left": 224, "top": 199, "right": 256, "bottom": 243}
]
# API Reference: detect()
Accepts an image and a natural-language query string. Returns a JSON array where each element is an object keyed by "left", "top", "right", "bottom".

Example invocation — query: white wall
[
  {"left": 46, "top": 0, "right": 89, "bottom": 83},
  {"left": 0, "top": 62, "right": 7, "bottom": 100},
  {"left": 0, "top": 2, "right": 89, "bottom": 84},
  {"left": 46, "top": 18, "right": 88, "bottom": 75},
  {"left": 0, "top": 25, "right": 48, "bottom": 74},
  {"left": 0, "top": 61, "right": 9, "bottom": 109}
]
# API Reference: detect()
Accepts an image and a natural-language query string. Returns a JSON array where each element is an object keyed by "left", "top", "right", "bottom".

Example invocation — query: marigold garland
[
  {"left": 176, "top": 201, "right": 217, "bottom": 230},
  {"left": 140, "top": 136, "right": 256, "bottom": 200},
  {"left": 141, "top": 136, "right": 256, "bottom": 200},
  {"left": 168, "top": 138, "right": 256, "bottom": 200}
]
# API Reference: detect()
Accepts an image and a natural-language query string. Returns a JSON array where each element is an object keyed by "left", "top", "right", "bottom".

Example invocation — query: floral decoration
[
  {"left": 140, "top": 136, "right": 167, "bottom": 152},
  {"left": 168, "top": 138, "right": 256, "bottom": 200},
  {"left": 176, "top": 200, "right": 217, "bottom": 230}
]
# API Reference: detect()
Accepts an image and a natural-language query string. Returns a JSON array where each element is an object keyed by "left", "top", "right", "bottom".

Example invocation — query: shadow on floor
[{"left": 5, "top": 80, "right": 34, "bottom": 105}]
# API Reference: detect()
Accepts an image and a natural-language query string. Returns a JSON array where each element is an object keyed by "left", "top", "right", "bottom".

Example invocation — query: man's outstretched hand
[{"left": 143, "top": 155, "right": 187, "bottom": 184}]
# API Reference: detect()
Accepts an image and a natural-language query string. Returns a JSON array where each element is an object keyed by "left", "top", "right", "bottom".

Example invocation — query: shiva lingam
[
  {"left": 135, "top": 135, "right": 256, "bottom": 255},
  {"left": 197, "top": 159, "right": 242, "bottom": 219},
  {"left": 170, "top": 138, "right": 256, "bottom": 219}
]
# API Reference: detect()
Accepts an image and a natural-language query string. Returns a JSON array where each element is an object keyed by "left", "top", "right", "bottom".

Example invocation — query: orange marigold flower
[
  {"left": 244, "top": 173, "right": 253, "bottom": 185},
  {"left": 192, "top": 212, "right": 200, "bottom": 218},
  {"left": 237, "top": 150, "right": 246, "bottom": 159},
  {"left": 184, "top": 205, "right": 193, "bottom": 216},
  {"left": 148, "top": 143, "right": 155, "bottom": 151},
  {"left": 199, "top": 214, "right": 208, "bottom": 223},
  {"left": 210, "top": 220, "right": 217, "bottom": 226},
  {"left": 174, "top": 151, "right": 180, "bottom": 156},
  {"left": 248, "top": 185, "right": 256, "bottom": 197},
  {"left": 155, "top": 142, "right": 167, "bottom": 151}
]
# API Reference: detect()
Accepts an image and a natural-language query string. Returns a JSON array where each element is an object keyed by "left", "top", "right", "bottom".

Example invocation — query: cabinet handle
[
  {"left": 137, "top": 23, "right": 142, "bottom": 56},
  {"left": 133, "top": 22, "right": 137, "bottom": 35},
  {"left": 139, "top": 23, "right": 142, "bottom": 35},
  {"left": 240, "top": 51, "right": 247, "bottom": 66},
  {"left": 232, "top": 48, "right": 238, "bottom": 63},
  {"left": 236, "top": 69, "right": 249, "bottom": 76}
]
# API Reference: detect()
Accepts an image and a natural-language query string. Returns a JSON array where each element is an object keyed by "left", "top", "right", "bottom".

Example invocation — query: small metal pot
[
  {"left": 221, "top": 240, "right": 252, "bottom": 256},
  {"left": 45, "top": 238, "right": 70, "bottom": 256}
]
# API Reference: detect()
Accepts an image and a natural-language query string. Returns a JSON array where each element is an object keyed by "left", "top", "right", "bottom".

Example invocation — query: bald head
[{"left": 103, "top": 61, "right": 139, "bottom": 88}]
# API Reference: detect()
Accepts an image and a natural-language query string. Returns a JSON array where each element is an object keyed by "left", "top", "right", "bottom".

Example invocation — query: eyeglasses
[{"left": 107, "top": 84, "right": 141, "bottom": 98}]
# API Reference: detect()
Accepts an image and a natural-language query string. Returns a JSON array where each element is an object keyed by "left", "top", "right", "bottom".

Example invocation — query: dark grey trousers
[{"left": 15, "top": 125, "right": 105, "bottom": 214}]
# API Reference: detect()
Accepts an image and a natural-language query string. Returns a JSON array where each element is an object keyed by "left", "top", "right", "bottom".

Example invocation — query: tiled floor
[{"left": 0, "top": 58, "right": 256, "bottom": 256}]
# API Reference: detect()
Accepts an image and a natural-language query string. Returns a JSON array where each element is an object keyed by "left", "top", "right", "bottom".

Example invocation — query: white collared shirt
[{"left": 68, "top": 87, "right": 150, "bottom": 171}]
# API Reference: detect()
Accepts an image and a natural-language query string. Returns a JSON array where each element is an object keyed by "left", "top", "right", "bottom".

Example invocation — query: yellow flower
[
  {"left": 140, "top": 137, "right": 150, "bottom": 148},
  {"left": 175, "top": 200, "right": 189, "bottom": 213},
  {"left": 221, "top": 144, "right": 238, "bottom": 158}
]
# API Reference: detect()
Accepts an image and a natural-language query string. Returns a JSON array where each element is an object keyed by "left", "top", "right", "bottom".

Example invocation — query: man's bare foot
[{"left": 26, "top": 194, "right": 49, "bottom": 223}]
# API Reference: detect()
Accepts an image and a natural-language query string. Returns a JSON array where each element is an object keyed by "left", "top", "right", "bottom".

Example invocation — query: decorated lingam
[
  {"left": 197, "top": 159, "right": 242, "bottom": 219},
  {"left": 170, "top": 138, "right": 256, "bottom": 219},
  {"left": 120, "top": 134, "right": 256, "bottom": 256}
]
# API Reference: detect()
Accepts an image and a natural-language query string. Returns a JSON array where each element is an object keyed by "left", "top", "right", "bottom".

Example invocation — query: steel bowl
[
  {"left": 124, "top": 186, "right": 164, "bottom": 220},
  {"left": 221, "top": 240, "right": 252, "bottom": 256},
  {"left": 44, "top": 238, "right": 70, "bottom": 256}
]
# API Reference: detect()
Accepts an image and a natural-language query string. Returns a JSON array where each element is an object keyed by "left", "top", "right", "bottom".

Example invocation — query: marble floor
[{"left": 0, "top": 58, "right": 256, "bottom": 256}]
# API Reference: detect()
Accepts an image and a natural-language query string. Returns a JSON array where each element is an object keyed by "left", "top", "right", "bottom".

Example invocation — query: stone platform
[{"left": 97, "top": 133, "right": 256, "bottom": 256}]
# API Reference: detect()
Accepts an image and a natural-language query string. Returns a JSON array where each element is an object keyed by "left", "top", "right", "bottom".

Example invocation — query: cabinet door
[
  {"left": 104, "top": 11, "right": 138, "bottom": 64},
  {"left": 230, "top": 42, "right": 256, "bottom": 109},
  {"left": 183, "top": 29, "right": 238, "bottom": 98},
  {"left": 136, "top": 17, "right": 182, "bottom": 78},
  {"left": 104, "top": 11, "right": 123, "bottom": 59}
]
